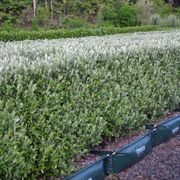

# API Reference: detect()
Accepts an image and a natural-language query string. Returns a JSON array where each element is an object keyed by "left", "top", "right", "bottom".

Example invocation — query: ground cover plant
[{"left": 0, "top": 30, "right": 180, "bottom": 178}]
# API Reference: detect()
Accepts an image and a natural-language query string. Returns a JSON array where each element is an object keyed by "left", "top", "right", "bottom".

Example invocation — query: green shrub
[
  {"left": 102, "top": 5, "right": 118, "bottom": 26},
  {"left": 148, "top": 14, "right": 180, "bottom": 27},
  {"left": 0, "top": 26, "right": 170, "bottom": 42},
  {"left": 0, "top": 31, "right": 179, "bottom": 177},
  {"left": 149, "top": 14, "right": 161, "bottom": 25},
  {"left": 36, "top": 7, "right": 51, "bottom": 27},
  {"left": 0, "top": 68, "right": 106, "bottom": 178},
  {"left": 102, "top": 3, "right": 138, "bottom": 27},
  {"left": 62, "top": 16, "right": 90, "bottom": 29},
  {"left": 101, "top": 21, "right": 115, "bottom": 28},
  {"left": 0, "top": 21, "right": 16, "bottom": 32},
  {"left": 153, "top": 0, "right": 173, "bottom": 16},
  {"left": 31, "top": 19, "right": 40, "bottom": 31},
  {"left": 174, "top": 7, "right": 180, "bottom": 16},
  {"left": 135, "top": 0, "right": 155, "bottom": 25},
  {"left": 160, "top": 14, "right": 180, "bottom": 27},
  {"left": 117, "top": 4, "right": 138, "bottom": 27},
  {"left": 0, "top": 12, "right": 16, "bottom": 24}
]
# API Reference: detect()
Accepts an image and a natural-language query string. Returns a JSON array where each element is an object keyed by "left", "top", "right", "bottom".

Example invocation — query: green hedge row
[
  {"left": 0, "top": 26, "right": 170, "bottom": 41},
  {"left": 0, "top": 45, "right": 179, "bottom": 178}
]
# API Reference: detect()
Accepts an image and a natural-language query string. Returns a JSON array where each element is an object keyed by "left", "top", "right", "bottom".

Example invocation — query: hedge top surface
[{"left": 0, "top": 30, "right": 180, "bottom": 76}]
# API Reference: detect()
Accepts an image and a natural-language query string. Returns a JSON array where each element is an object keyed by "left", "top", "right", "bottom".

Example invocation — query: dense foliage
[
  {"left": 0, "top": 0, "right": 180, "bottom": 30},
  {"left": 0, "top": 25, "right": 170, "bottom": 41},
  {"left": 0, "top": 30, "right": 179, "bottom": 178}
]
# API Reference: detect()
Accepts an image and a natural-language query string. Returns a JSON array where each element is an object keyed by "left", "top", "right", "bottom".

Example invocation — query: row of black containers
[{"left": 64, "top": 115, "right": 180, "bottom": 180}]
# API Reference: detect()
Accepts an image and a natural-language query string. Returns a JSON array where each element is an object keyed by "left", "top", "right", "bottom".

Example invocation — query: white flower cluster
[{"left": 0, "top": 30, "right": 179, "bottom": 76}]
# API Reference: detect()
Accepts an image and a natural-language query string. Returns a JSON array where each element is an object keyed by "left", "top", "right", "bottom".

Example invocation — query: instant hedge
[
  {"left": 92, "top": 132, "right": 152, "bottom": 174},
  {"left": 0, "top": 30, "right": 179, "bottom": 178},
  {"left": 0, "top": 25, "right": 171, "bottom": 42}
]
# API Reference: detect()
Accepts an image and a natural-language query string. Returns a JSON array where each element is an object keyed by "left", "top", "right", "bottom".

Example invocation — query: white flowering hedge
[{"left": 0, "top": 30, "right": 180, "bottom": 178}]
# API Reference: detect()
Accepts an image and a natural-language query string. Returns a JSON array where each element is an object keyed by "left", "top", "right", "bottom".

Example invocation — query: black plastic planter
[
  {"left": 92, "top": 132, "right": 152, "bottom": 175},
  {"left": 64, "top": 158, "right": 106, "bottom": 180},
  {"left": 149, "top": 115, "right": 180, "bottom": 147}
]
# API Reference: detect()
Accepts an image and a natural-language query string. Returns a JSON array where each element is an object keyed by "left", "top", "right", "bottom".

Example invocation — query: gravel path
[{"left": 106, "top": 134, "right": 180, "bottom": 180}]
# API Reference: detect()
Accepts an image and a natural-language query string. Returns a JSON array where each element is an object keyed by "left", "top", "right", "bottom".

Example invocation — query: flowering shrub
[{"left": 0, "top": 30, "right": 179, "bottom": 178}]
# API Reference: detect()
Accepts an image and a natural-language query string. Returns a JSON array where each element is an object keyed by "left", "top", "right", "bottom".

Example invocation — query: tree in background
[
  {"left": 0, "top": 0, "right": 179, "bottom": 29},
  {"left": 50, "top": 0, "right": 53, "bottom": 21},
  {"left": 0, "top": 0, "right": 29, "bottom": 24},
  {"left": 118, "top": 3, "right": 137, "bottom": 26},
  {"left": 135, "top": 0, "right": 155, "bottom": 25},
  {"left": 33, "top": 0, "right": 37, "bottom": 18}
]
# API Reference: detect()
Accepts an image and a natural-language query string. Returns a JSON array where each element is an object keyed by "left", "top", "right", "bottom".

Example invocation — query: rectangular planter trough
[
  {"left": 64, "top": 158, "right": 106, "bottom": 180},
  {"left": 92, "top": 132, "right": 152, "bottom": 175},
  {"left": 148, "top": 115, "right": 180, "bottom": 147}
]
